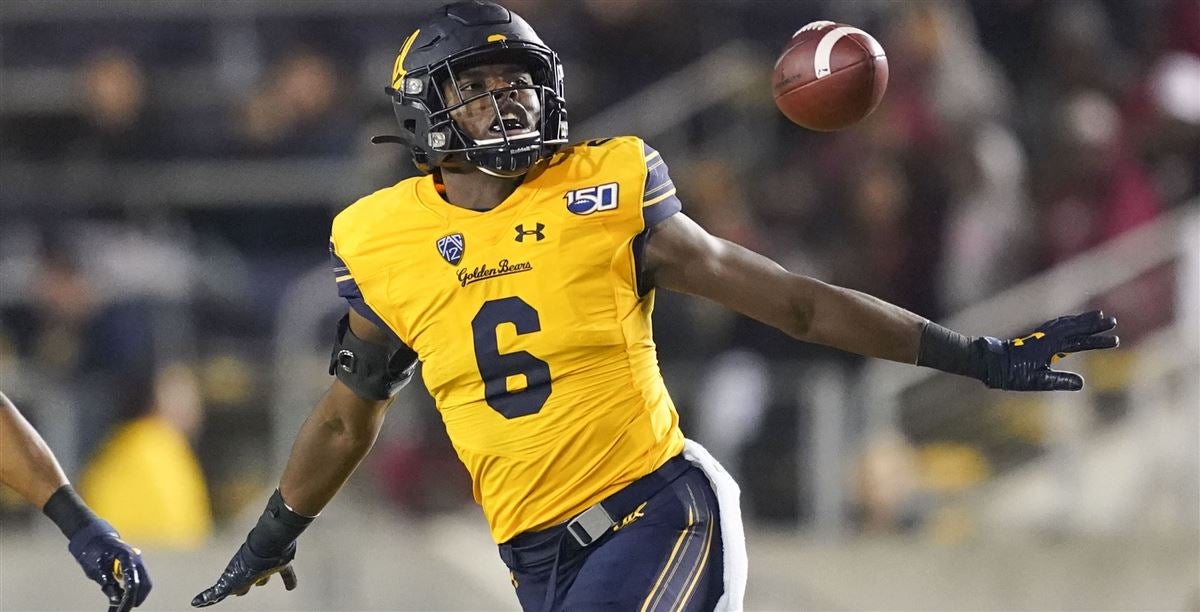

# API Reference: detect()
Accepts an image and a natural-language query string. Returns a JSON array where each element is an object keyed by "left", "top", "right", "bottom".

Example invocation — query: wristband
[
  {"left": 42, "top": 485, "right": 99, "bottom": 540},
  {"left": 916, "top": 321, "right": 989, "bottom": 382},
  {"left": 246, "top": 489, "right": 315, "bottom": 558}
]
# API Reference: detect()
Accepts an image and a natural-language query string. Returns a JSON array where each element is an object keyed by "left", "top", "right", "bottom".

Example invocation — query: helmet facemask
[{"left": 386, "top": 43, "right": 567, "bottom": 177}]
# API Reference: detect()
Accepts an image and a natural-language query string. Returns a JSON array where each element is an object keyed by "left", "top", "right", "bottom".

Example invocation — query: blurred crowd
[{"left": 1, "top": 0, "right": 1197, "bottom": 543}]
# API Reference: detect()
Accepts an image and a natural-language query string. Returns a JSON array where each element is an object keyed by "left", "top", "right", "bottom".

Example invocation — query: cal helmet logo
[
  {"left": 436, "top": 233, "right": 465, "bottom": 265},
  {"left": 565, "top": 183, "right": 619, "bottom": 215}
]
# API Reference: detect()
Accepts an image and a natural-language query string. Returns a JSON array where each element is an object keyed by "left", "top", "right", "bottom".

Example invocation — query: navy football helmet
[{"left": 375, "top": 1, "right": 567, "bottom": 177}]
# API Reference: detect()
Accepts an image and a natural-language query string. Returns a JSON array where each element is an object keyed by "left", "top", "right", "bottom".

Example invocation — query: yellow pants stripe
[
  {"left": 642, "top": 483, "right": 720, "bottom": 612},
  {"left": 640, "top": 499, "right": 697, "bottom": 612},
  {"left": 673, "top": 511, "right": 716, "bottom": 611}
]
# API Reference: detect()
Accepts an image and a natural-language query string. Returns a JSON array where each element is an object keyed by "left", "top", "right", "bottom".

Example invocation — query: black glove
[
  {"left": 191, "top": 490, "right": 312, "bottom": 608},
  {"left": 190, "top": 540, "right": 298, "bottom": 607},
  {"left": 920, "top": 310, "right": 1119, "bottom": 391},
  {"left": 973, "top": 310, "right": 1119, "bottom": 390},
  {"left": 67, "top": 519, "right": 151, "bottom": 612}
]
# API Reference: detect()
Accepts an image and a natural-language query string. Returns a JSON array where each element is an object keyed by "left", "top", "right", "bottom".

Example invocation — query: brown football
[{"left": 772, "top": 20, "right": 889, "bottom": 131}]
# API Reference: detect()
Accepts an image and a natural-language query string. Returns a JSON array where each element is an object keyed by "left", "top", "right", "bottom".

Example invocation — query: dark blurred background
[{"left": 1, "top": 1, "right": 1197, "bottom": 610}]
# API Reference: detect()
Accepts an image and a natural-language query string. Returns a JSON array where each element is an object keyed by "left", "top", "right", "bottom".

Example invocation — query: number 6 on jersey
[{"left": 471, "top": 297, "right": 552, "bottom": 418}]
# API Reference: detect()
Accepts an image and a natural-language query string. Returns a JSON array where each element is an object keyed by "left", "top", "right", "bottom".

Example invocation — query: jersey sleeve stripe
[
  {"left": 643, "top": 187, "right": 678, "bottom": 207},
  {"left": 642, "top": 194, "right": 681, "bottom": 228},
  {"left": 330, "top": 244, "right": 352, "bottom": 272},
  {"left": 644, "top": 162, "right": 673, "bottom": 199},
  {"left": 639, "top": 141, "right": 681, "bottom": 228},
  {"left": 643, "top": 179, "right": 675, "bottom": 198},
  {"left": 641, "top": 142, "right": 674, "bottom": 203},
  {"left": 335, "top": 274, "right": 354, "bottom": 283}
]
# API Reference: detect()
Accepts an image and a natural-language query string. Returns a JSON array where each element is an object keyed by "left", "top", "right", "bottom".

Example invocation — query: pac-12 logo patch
[
  {"left": 436, "top": 233, "right": 465, "bottom": 265},
  {"left": 565, "top": 182, "right": 619, "bottom": 215}
]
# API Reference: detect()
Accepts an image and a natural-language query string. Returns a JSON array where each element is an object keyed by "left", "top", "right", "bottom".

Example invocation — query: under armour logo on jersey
[
  {"left": 565, "top": 183, "right": 619, "bottom": 215},
  {"left": 515, "top": 223, "right": 545, "bottom": 242},
  {"left": 436, "top": 233, "right": 465, "bottom": 265}
]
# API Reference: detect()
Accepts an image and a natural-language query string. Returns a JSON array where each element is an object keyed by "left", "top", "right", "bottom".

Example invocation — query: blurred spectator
[
  {"left": 853, "top": 433, "right": 922, "bottom": 534},
  {"left": 1, "top": 48, "right": 161, "bottom": 162},
  {"left": 875, "top": 1, "right": 1014, "bottom": 149},
  {"left": 1122, "top": 0, "right": 1200, "bottom": 207},
  {"left": 1140, "top": 52, "right": 1200, "bottom": 202},
  {"left": 80, "top": 363, "right": 212, "bottom": 549},
  {"left": 1035, "top": 89, "right": 1162, "bottom": 266},
  {"left": 939, "top": 123, "right": 1035, "bottom": 310},
  {"left": 832, "top": 155, "right": 927, "bottom": 313},
  {"left": 20, "top": 244, "right": 153, "bottom": 463},
  {"left": 28, "top": 250, "right": 101, "bottom": 375},
  {"left": 235, "top": 49, "right": 356, "bottom": 157},
  {"left": 79, "top": 49, "right": 156, "bottom": 160}
]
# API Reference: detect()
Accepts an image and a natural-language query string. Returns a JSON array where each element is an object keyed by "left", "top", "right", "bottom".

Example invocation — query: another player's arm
[
  {"left": 0, "top": 391, "right": 151, "bottom": 611},
  {"left": 645, "top": 213, "right": 1118, "bottom": 390},
  {"left": 193, "top": 309, "right": 414, "bottom": 608},
  {"left": 0, "top": 391, "right": 69, "bottom": 506}
]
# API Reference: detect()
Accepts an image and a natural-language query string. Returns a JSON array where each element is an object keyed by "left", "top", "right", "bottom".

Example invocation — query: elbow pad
[{"left": 328, "top": 314, "right": 418, "bottom": 400}]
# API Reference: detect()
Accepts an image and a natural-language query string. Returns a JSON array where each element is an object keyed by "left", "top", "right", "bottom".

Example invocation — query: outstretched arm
[
  {"left": 0, "top": 391, "right": 69, "bottom": 507},
  {"left": 0, "top": 391, "right": 151, "bottom": 611},
  {"left": 646, "top": 214, "right": 924, "bottom": 362},
  {"left": 645, "top": 213, "right": 1118, "bottom": 390},
  {"left": 193, "top": 309, "right": 410, "bottom": 608}
]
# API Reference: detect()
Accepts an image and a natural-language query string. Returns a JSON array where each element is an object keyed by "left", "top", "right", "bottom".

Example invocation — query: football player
[
  {"left": 0, "top": 391, "right": 151, "bottom": 611},
  {"left": 192, "top": 2, "right": 1119, "bottom": 610}
]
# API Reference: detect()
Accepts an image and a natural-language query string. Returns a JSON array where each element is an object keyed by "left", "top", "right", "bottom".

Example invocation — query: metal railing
[
  {"left": 862, "top": 201, "right": 1200, "bottom": 436},
  {"left": 835, "top": 200, "right": 1200, "bottom": 538}
]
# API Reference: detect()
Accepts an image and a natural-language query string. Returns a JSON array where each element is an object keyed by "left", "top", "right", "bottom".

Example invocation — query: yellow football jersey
[{"left": 329, "top": 136, "right": 685, "bottom": 543}]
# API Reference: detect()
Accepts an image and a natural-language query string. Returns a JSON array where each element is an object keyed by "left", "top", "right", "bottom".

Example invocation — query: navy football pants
[{"left": 500, "top": 466, "right": 724, "bottom": 611}]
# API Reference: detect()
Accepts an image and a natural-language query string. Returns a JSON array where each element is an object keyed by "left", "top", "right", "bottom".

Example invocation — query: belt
[{"left": 499, "top": 454, "right": 692, "bottom": 569}]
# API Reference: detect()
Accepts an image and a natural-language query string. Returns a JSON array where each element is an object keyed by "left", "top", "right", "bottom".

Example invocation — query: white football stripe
[
  {"left": 795, "top": 20, "right": 835, "bottom": 36},
  {"left": 772, "top": 21, "right": 830, "bottom": 70},
  {"left": 814, "top": 26, "right": 885, "bottom": 79}
]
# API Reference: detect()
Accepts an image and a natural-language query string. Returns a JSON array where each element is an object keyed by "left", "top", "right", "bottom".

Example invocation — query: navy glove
[
  {"left": 192, "top": 489, "right": 311, "bottom": 608},
  {"left": 68, "top": 519, "right": 151, "bottom": 612},
  {"left": 975, "top": 310, "right": 1119, "bottom": 391},
  {"left": 190, "top": 540, "right": 298, "bottom": 607}
]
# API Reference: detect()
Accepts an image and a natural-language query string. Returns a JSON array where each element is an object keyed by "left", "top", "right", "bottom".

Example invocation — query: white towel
[{"left": 683, "top": 438, "right": 748, "bottom": 612}]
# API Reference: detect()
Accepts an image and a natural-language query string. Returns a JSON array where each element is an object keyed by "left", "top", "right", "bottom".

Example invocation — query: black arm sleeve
[{"left": 328, "top": 314, "right": 418, "bottom": 400}]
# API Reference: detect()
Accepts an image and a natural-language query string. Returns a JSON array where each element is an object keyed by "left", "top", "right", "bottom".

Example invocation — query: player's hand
[
  {"left": 190, "top": 540, "right": 298, "bottom": 607},
  {"left": 193, "top": 489, "right": 312, "bottom": 607},
  {"left": 978, "top": 310, "right": 1118, "bottom": 391},
  {"left": 68, "top": 520, "right": 151, "bottom": 611}
]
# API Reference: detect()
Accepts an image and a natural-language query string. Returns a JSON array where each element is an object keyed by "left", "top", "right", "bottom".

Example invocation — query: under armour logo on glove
[
  {"left": 68, "top": 520, "right": 152, "bottom": 612},
  {"left": 978, "top": 310, "right": 1119, "bottom": 391},
  {"left": 515, "top": 223, "right": 545, "bottom": 242}
]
